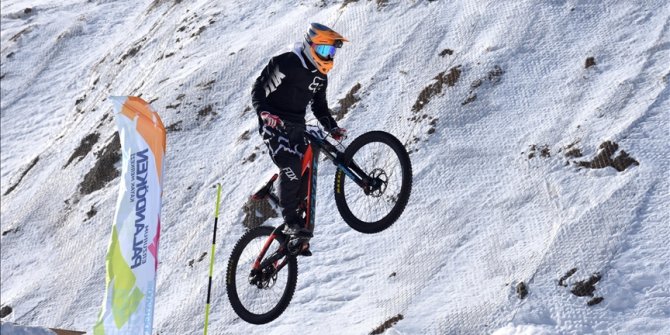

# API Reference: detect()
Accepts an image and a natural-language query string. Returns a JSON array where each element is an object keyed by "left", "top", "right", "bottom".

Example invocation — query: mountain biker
[{"left": 251, "top": 23, "right": 348, "bottom": 249}]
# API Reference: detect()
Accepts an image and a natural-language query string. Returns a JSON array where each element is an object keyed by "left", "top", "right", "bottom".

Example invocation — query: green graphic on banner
[{"left": 93, "top": 227, "right": 144, "bottom": 334}]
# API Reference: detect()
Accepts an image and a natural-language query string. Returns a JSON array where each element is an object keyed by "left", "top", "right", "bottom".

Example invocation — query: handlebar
[{"left": 277, "top": 120, "right": 330, "bottom": 142}]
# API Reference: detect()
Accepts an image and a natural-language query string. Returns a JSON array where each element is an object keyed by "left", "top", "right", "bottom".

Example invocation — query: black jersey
[{"left": 251, "top": 47, "right": 338, "bottom": 131}]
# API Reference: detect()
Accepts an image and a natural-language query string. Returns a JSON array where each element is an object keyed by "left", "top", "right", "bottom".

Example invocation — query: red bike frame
[{"left": 252, "top": 140, "right": 322, "bottom": 272}]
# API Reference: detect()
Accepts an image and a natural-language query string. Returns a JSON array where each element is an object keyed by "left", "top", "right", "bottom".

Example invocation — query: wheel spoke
[{"left": 343, "top": 140, "right": 404, "bottom": 222}]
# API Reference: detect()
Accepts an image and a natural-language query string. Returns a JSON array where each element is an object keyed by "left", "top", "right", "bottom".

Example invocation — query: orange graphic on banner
[{"left": 119, "top": 97, "right": 166, "bottom": 184}]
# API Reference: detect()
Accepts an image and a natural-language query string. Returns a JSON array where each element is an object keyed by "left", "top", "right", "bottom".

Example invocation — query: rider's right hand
[{"left": 260, "top": 111, "right": 284, "bottom": 128}]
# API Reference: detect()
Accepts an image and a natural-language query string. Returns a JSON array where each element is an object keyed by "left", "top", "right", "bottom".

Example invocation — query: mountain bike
[{"left": 226, "top": 123, "right": 412, "bottom": 324}]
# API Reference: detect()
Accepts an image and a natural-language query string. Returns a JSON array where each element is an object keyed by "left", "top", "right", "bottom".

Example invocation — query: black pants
[{"left": 260, "top": 124, "right": 307, "bottom": 224}]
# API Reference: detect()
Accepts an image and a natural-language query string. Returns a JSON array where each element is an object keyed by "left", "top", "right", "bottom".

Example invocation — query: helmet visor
[{"left": 314, "top": 44, "right": 337, "bottom": 60}]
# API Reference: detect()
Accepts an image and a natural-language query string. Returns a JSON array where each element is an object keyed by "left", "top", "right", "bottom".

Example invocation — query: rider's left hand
[{"left": 330, "top": 127, "right": 348, "bottom": 141}]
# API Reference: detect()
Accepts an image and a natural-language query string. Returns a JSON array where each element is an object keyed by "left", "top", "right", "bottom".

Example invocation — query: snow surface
[{"left": 1, "top": 0, "right": 669, "bottom": 334}]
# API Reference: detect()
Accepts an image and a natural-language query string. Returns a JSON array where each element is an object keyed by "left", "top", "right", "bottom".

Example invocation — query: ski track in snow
[{"left": 1, "top": 0, "right": 669, "bottom": 334}]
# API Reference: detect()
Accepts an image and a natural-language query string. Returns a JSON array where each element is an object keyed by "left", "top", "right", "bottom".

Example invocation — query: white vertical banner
[{"left": 94, "top": 96, "right": 166, "bottom": 335}]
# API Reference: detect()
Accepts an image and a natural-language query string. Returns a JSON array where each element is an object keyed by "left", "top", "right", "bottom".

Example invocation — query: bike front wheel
[
  {"left": 226, "top": 226, "right": 298, "bottom": 324},
  {"left": 334, "top": 131, "right": 412, "bottom": 233}
]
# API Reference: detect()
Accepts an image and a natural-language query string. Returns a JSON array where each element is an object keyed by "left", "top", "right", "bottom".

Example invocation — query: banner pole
[{"left": 204, "top": 183, "right": 222, "bottom": 335}]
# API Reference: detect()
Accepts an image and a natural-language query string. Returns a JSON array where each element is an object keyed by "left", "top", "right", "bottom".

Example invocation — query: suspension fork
[
  {"left": 252, "top": 233, "right": 278, "bottom": 271},
  {"left": 337, "top": 161, "right": 370, "bottom": 188},
  {"left": 320, "top": 141, "right": 371, "bottom": 189},
  {"left": 252, "top": 228, "right": 290, "bottom": 273}
]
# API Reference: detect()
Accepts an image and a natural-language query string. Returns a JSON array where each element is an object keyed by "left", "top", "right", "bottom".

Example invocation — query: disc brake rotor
[
  {"left": 366, "top": 168, "right": 388, "bottom": 197},
  {"left": 249, "top": 265, "right": 279, "bottom": 289}
]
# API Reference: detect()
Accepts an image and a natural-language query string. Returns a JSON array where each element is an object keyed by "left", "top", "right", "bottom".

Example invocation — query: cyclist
[{"left": 251, "top": 23, "right": 348, "bottom": 248}]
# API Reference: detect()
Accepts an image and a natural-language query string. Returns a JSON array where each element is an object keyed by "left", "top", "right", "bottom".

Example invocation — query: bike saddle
[{"left": 251, "top": 174, "right": 278, "bottom": 200}]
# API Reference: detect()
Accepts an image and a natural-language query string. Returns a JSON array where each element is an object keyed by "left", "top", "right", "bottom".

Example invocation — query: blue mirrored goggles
[{"left": 313, "top": 44, "right": 337, "bottom": 59}]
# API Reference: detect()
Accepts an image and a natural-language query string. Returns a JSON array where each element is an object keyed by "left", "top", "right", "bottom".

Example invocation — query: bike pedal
[
  {"left": 298, "top": 243, "right": 312, "bottom": 257},
  {"left": 287, "top": 239, "right": 311, "bottom": 256}
]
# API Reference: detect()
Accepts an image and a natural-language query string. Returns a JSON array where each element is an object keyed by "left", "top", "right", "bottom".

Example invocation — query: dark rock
[
  {"left": 4, "top": 157, "right": 39, "bottom": 196},
  {"left": 85, "top": 206, "right": 97, "bottom": 220},
  {"left": 238, "top": 129, "right": 251, "bottom": 142},
  {"left": 462, "top": 93, "right": 477, "bottom": 106},
  {"left": 565, "top": 148, "right": 582, "bottom": 158},
  {"left": 526, "top": 144, "right": 550, "bottom": 159},
  {"left": 585, "top": 57, "right": 596, "bottom": 68},
  {"left": 375, "top": 0, "right": 389, "bottom": 10},
  {"left": 540, "top": 145, "right": 551, "bottom": 158},
  {"left": 197, "top": 80, "right": 216, "bottom": 90},
  {"left": 79, "top": 134, "right": 121, "bottom": 195},
  {"left": 242, "top": 152, "right": 257, "bottom": 164},
  {"left": 166, "top": 121, "right": 183, "bottom": 132},
  {"left": 340, "top": 0, "right": 359, "bottom": 9},
  {"left": 412, "top": 66, "right": 461, "bottom": 113},
  {"left": 576, "top": 141, "right": 639, "bottom": 171},
  {"left": 516, "top": 282, "right": 528, "bottom": 299},
  {"left": 571, "top": 273, "right": 601, "bottom": 297},
  {"left": 197, "top": 105, "right": 216, "bottom": 118},
  {"left": 370, "top": 314, "right": 403, "bottom": 335},
  {"left": 439, "top": 49, "right": 454, "bottom": 57},
  {"left": 120, "top": 45, "right": 142, "bottom": 63},
  {"left": 611, "top": 150, "right": 639, "bottom": 172},
  {"left": 487, "top": 65, "right": 504, "bottom": 84},
  {"left": 587, "top": 297, "right": 604, "bottom": 306},
  {"left": 10, "top": 27, "right": 33, "bottom": 42},
  {"left": 559, "top": 268, "right": 577, "bottom": 287},
  {"left": 446, "top": 66, "right": 462, "bottom": 86},
  {"left": 64, "top": 133, "right": 100, "bottom": 168},
  {"left": 335, "top": 83, "right": 362, "bottom": 121},
  {"left": 0, "top": 304, "right": 12, "bottom": 318},
  {"left": 242, "top": 197, "right": 279, "bottom": 229},
  {"left": 471, "top": 79, "right": 482, "bottom": 88},
  {"left": 191, "top": 26, "right": 207, "bottom": 38}
]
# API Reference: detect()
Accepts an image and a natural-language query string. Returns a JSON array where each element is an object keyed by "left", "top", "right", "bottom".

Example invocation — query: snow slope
[{"left": 1, "top": 0, "right": 669, "bottom": 334}]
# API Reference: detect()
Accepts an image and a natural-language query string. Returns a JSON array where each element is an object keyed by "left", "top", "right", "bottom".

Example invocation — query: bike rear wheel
[
  {"left": 334, "top": 131, "right": 412, "bottom": 233},
  {"left": 226, "top": 226, "right": 298, "bottom": 324}
]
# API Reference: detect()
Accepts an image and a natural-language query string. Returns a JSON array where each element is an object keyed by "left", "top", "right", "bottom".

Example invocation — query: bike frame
[{"left": 251, "top": 126, "right": 373, "bottom": 273}]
